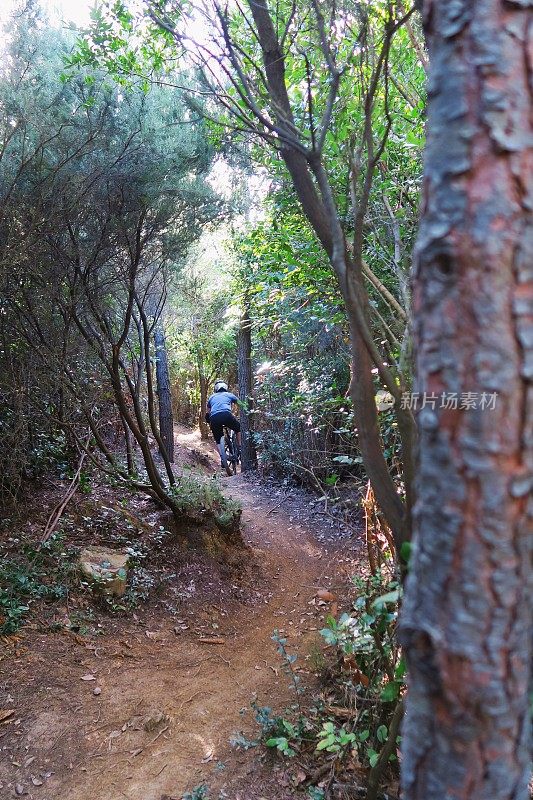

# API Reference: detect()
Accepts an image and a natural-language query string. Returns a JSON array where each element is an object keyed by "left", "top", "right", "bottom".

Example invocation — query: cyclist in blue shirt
[{"left": 205, "top": 379, "right": 241, "bottom": 475}]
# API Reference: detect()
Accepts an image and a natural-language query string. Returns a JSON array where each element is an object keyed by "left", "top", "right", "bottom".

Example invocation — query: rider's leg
[{"left": 231, "top": 416, "right": 241, "bottom": 455}]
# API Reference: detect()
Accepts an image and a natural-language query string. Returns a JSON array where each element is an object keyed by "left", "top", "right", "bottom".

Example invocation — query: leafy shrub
[
  {"left": 170, "top": 473, "right": 241, "bottom": 529},
  {"left": 242, "top": 574, "right": 404, "bottom": 799},
  {"left": 319, "top": 570, "right": 404, "bottom": 766},
  {"left": 0, "top": 532, "right": 77, "bottom": 634}
]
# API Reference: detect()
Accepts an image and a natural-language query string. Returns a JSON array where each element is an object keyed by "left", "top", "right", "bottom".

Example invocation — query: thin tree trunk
[
  {"left": 237, "top": 307, "right": 257, "bottom": 471},
  {"left": 121, "top": 412, "right": 135, "bottom": 475},
  {"left": 245, "top": 0, "right": 414, "bottom": 550},
  {"left": 154, "top": 325, "right": 174, "bottom": 463},
  {"left": 136, "top": 305, "right": 175, "bottom": 481},
  {"left": 400, "top": 3, "right": 532, "bottom": 798},
  {"left": 198, "top": 369, "right": 210, "bottom": 440}
]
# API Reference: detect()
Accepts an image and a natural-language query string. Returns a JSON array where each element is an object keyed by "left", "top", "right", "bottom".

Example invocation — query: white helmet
[{"left": 214, "top": 379, "right": 228, "bottom": 392}]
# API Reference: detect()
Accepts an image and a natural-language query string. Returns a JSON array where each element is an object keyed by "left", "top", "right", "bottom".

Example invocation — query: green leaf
[
  {"left": 316, "top": 736, "right": 334, "bottom": 751},
  {"left": 377, "top": 725, "right": 388, "bottom": 743},
  {"left": 372, "top": 588, "right": 401, "bottom": 608},
  {"left": 400, "top": 541, "right": 412, "bottom": 563},
  {"left": 319, "top": 627, "right": 337, "bottom": 645},
  {"left": 380, "top": 682, "right": 400, "bottom": 702},
  {"left": 395, "top": 657, "right": 406, "bottom": 680},
  {"left": 332, "top": 455, "right": 363, "bottom": 465}
]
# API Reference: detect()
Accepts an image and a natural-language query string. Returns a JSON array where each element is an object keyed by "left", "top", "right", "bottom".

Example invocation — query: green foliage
[
  {"left": 0, "top": 9, "right": 225, "bottom": 510},
  {"left": 231, "top": 200, "right": 355, "bottom": 483},
  {"left": 167, "top": 267, "right": 238, "bottom": 427},
  {"left": 316, "top": 721, "right": 356, "bottom": 753},
  {"left": 250, "top": 700, "right": 314, "bottom": 759},
  {"left": 232, "top": 190, "right": 407, "bottom": 486},
  {"left": 234, "top": 639, "right": 316, "bottom": 760},
  {"left": 319, "top": 570, "right": 404, "bottom": 767},
  {"left": 170, "top": 473, "right": 241, "bottom": 529},
  {"left": 243, "top": 613, "right": 402, "bottom": 788},
  {"left": 0, "top": 532, "right": 77, "bottom": 635},
  {"left": 181, "top": 785, "right": 210, "bottom": 800},
  {"left": 265, "top": 732, "right": 296, "bottom": 758}
]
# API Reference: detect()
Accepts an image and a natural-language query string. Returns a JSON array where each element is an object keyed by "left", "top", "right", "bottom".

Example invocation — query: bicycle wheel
[{"left": 224, "top": 430, "right": 238, "bottom": 475}]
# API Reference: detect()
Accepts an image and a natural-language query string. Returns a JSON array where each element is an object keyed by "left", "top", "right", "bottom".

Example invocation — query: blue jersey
[{"left": 208, "top": 391, "right": 238, "bottom": 416}]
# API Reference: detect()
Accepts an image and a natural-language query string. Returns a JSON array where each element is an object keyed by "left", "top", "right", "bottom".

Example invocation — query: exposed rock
[{"left": 79, "top": 546, "right": 129, "bottom": 597}]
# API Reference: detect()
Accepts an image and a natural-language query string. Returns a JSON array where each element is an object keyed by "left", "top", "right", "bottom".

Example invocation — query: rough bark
[
  {"left": 400, "top": 2, "right": 532, "bottom": 799},
  {"left": 237, "top": 307, "right": 257, "bottom": 471},
  {"left": 154, "top": 325, "right": 174, "bottom": 463}
]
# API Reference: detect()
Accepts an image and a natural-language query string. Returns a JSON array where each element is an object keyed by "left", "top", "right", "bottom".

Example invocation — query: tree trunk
[
  {"left": 198, "top": 369, "right": 210, "bottom": 440},
  {"left": 121, "top": 412, "right": 135, "bottom": 475},
  {"left": 154, "top": 325, "right": 174, "bottom": 463},
  {"left": 245, "top": 0, "right": 414, "bottom": 550},
  {"left": 237, "top": 307, "right": 257, "bottom": 471},
  {"left": 400, "top": 3, "right": 532, "bottom": 799}
]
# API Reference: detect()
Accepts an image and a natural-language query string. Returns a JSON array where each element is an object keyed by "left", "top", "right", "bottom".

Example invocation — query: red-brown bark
[{"left": 400, "top": 2, "right": 532, "bottom": 798}]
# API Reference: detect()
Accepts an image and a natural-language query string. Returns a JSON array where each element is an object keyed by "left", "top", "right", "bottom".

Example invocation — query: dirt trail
[{"left": 0, "top": 430, "right": 358, "bottom": 800}]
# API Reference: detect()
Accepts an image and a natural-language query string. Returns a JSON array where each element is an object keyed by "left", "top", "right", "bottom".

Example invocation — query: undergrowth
[
  {"left": 170, "top": 473, "right": 241, "bottom": 529},
  {"left": 231, "top": 570, "right": 403, "bottom": 799},
  {"left": 0, "top": 531, "right": 77, "bottom": 635}
]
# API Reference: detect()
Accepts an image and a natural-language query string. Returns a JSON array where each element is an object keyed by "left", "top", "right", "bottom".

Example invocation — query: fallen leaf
[
  {"left": 0, "top": 709, "right": 14, "bottom": 723},
  {"left": 80, "top": 674, "right": 96, "bottom": 681},
  {"left": 15, "top": 784, "right": 26, "bottom": 796},
  {"left": 293, "top": 768, "right": 307, "bottom": 785},
  {"left": 326, "top": 705, "right": 357, "bottom": 720},
  {"left": 355, "top": 670, "right": 370, "bottom": 687},
  {"left": 316, "top": 589, "right": 336, "bottom": 603},
  {"left": 31, "top": 777, "right": 43, "bottom": 787}
]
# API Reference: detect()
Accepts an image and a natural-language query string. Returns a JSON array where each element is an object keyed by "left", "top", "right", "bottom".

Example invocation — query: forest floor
[{"left": 0, "top": 427, "right": 365, "bottom": 800}]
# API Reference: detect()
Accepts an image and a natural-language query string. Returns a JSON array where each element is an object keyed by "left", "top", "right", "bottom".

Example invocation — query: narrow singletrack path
[{"left": 0, "top": 430, "right": 360, "bottom": 800}]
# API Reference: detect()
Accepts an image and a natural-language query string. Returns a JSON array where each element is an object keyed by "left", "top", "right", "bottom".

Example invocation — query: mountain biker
[{"left": 205, "top": 379, "right": 241, "bottom": 476}]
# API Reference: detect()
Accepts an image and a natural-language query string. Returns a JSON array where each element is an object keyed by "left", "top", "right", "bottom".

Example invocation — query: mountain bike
[{"left": 223, "top": 426, "right": 240, "bottom": 475}]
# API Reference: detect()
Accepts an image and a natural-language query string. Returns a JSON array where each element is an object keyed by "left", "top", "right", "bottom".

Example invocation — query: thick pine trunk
[
  {"left": 154, "top": 326, "right": 174, "bottom": 463},
  {"left": 400, "top": 2, "right": 532, "bottom": 798},
  {"left": 237, "top": 308, "right": 257, "bottom": 471}
]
